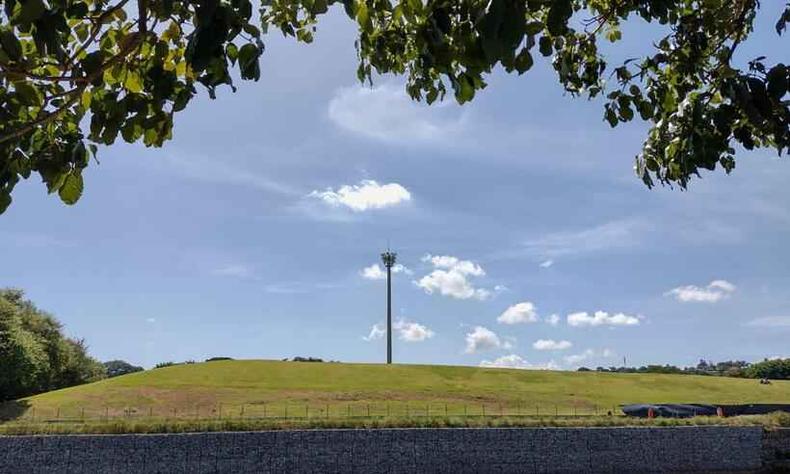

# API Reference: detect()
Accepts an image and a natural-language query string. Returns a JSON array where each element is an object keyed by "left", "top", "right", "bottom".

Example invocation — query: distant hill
[{"left": 9, "top": 360, "right": 790, "bottom": 420}]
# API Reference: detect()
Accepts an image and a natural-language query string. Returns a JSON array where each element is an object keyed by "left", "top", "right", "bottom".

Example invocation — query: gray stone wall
[
  {"left": 763, "top": 428, "right": 790, "bottom": 471},
  {"left": 0, "top": 426, "right": 766, "bottom": 473}
]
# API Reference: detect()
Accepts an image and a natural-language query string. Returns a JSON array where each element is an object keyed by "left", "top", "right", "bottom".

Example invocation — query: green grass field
[{"left": 4, "top": 359, "right": 789, "bottom": 425}]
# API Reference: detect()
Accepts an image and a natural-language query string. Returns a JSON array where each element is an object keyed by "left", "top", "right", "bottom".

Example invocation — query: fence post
[
  {"left": 285, "top": 405, "right": 288, "bottom": 419},
  {"left": 444, "top": 403, "right": 447, "bottom": 417},
  {"left": 306, "top": 405, "right": 309, "bottom": 419},
  {"left": 536, "top": 405, "right": 539, "bottom": 416},
  {"left": 482, "top": 404, "right": 485, "bottom": 417},
  {"left": 387, "top": 403, "right": 390, "bottom": 417},
  {"left": 240, "top": 404, "right": 245, "bottom": 418},
  {"left": 555, "top": 405, "right": 558, "bottom": 417},
  {"left": 464, "top": 404, "right": 468, "bottom": 417},
  {"left": 218, "top": 404, "right": 222, "bottom": 419},
  {"left": 56, "top": 406, "right": 60, "bottom": 421},
  {"left": 426, "top": 404, "right": 429, "bottom": 418},
  {"left": 326, "top": 404, "right": 329, "bottom": 419},
  {"left": 81, "top": 407, "right": 85, "bottom": 421}
]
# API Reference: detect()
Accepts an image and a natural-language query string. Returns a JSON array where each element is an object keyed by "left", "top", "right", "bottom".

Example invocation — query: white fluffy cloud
[
  {"left": 415, "top": 254, "right": 491, "bottom": 300},
  {"left": 363, "top": 319, "right": 435, "bottom": 342},
  {"left": 563, "top": 348, "right": 615, "bottom": 366},
  {"left": 479, "top": 354, "right": 559, "bottom": 370},
  {"left": 497, "top": 302, "right": 539, "bottom": 324},
  {"left": 665, "top": 280, "right": 736, "bottom": 303},
  {"left": 566, "top": 311, "right": 640, "bottom": 327},
  {"left": 464, "top": 326, "right": 505, "bottom": 353},
  {"left": 539, "top": 259, "right": 554, "bottom": 268},
  {"left": 545, "top": 314, "right": 561, "bottom": 326},
  {"left": 532, "top": 339, "right": 572, "bottom": 351},
  {"left": 328, "top": 84, "right": 465, "bottom": 142},
  {"left": 360, "top": 263, "right": 411, "bottom": 280},
  {"left": 309, "top": 180, "right": 411, "bottom": 212}
]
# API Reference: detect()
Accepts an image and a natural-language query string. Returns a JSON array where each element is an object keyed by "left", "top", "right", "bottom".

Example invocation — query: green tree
[
  {"left": 747, "top": 358, "right": 790, "bottom": 380},
  {"left": 0, "top": 0, "right": 788, "bottom": 213},
  {"left": 103, "top": 359, "right": 144, "bottom": 377},
  {"left": 0, "top": 289, "right": 105, "bottom": 400},
  {"left": 0, "top": 297, "right": 50, "bottom": 400}
]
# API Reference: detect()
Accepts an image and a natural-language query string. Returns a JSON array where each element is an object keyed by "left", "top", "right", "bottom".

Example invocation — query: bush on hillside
[
  {"left": 747, "top": 358, "right": 790, "bottom": 380},
  {"left": 291, "top": 357, "right": 323, "bottom": 363},
  {"left": 103, "top": 360, "right": 144, "bottom": 378},
  {"left": 206, "top": 357, "right": 234, "bottom": 362},
  {"left": 0, "top": 289, "right": 105, "bottom": 401}
]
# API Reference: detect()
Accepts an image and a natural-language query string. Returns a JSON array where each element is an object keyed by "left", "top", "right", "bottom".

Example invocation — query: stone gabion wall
[
  {"left": 0, "top": 426, "right": 765, "bottom": 473},
  {"left": 763, "top": 428, "right": 790, "bottom": 471}
]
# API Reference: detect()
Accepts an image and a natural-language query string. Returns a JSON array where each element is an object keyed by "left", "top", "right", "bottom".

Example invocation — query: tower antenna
[{"left": 380, "top": 247, "right": 397, "bottom": 364}]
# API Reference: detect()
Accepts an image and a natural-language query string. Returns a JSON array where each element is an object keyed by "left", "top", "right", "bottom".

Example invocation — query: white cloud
[
  {"left": 363, "top": 324, "right": 386, "bottom": 342},
  {"left": 328, "top": 84, "right": 466, "bottom": 142},
  {"left": 566, "top": 311, "right": 640, "bottom": 327},
  {"left": 479, "top": 354, "right": 559, "bottom": 370},
  {"left": 665, "top": 280, "right": 736, "bottom": 303},
  {"left": 360, "top": 263, "right": 412, "bottom": 280},
  {"left": 539, "top": 259, "right": 554, "bottom": 268},
  {"left": 395, "top": 320, "right": 435, "bottom": 342},
  {"left": 464, "top": 326, "right": 502, "bottom": 354},
  {"left": 145, "top": 318, "right": 156, "bottom": 324},
  {"left": 363, "top": 319, "right": 435, "bottom": 342},
  {"left": 563, "top": 348, "right": 616, "bottom": 367},
  {"left": 545, "top": 314, "right": 561, "bottom": 326},
  {"left": 415, "top": 254, "right": 491, "bottom": 300},
  {"left": 744, "top": 316, "right": 790, "bottom": 328},
  {"left": 213, "top": 264, "right": 255, "bottom": 279},
  {"left": 497, "top": 302, "right": 539, "bottom": 325},
  {"left": 309, "top": 180, "right": 411, "bottom": 212},
  {"left": 532, "top": 339, "right": 573, "bottom": 351}
]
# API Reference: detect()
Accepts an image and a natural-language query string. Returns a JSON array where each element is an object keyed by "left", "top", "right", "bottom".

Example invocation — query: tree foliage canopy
[
  {"left": 0, "top": 0, "right": 788, "bottom": 213},
  {"left": 0, "top": 288, "right": 105, "bottom": 401}
]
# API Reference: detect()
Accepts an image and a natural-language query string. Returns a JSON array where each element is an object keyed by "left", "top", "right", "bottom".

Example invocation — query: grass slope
[{"left": 9, "top": 360, "right": 790, "bottom": 421}]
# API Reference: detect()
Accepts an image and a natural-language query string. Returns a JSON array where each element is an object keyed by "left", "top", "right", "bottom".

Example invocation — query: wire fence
[{"left": 8, "top": 402, "right": 626, "bottom": 423}]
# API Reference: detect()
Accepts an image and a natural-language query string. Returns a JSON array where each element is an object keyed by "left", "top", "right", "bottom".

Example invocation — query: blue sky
[{"left": 2, "top": 6, "right": 789, "bottom": 370}]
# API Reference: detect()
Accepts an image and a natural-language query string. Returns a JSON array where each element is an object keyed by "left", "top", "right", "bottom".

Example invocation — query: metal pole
[{"left": 387, "top": 263, "right": 392, "bottom": 364}]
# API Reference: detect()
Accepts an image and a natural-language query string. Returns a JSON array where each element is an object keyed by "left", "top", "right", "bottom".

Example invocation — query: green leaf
[
  {"left": 767, "top": 65, "right": 787, "bottom": 99},
  {"left": 514, "top": 49, "right": 533, "bottom": 74},
  {"left": 14, "top": 82, "right": 41, "bottom": 106},
  {"left": 14, "top": 0, "right": 46, "bottom": 24},
  {"left": 124, "top": 70, "right": 143, "bottom": 93},
  {"left": 58, "top": 172, "right": 83, "bottom": 205},
  {"left": 226, "top": 43, "right": 238, "bottom": 65},
  {"left": 539, "top": 36, "right": 552, "bottom": 57},
  {"left": 0, "top": 193, "right": 11, "bottom": 214},
  {"left": 546, "top": 0, "right": 572, "bottom": 36},
  {"left": 0, "top": 31, "right": 23, "bottom": 61}
]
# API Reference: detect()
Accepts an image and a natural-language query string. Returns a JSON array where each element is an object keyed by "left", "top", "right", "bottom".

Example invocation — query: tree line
[
  {"left": 578, "top": 358, "right": 790, "bottom": 380},
  {"left": 0, "top": 288, "right": 105, "bottom": 401}
]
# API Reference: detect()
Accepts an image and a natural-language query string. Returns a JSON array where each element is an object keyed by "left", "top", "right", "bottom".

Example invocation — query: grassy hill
[{"left": 8, "top": 360, "right": 790, "bottom": 421}]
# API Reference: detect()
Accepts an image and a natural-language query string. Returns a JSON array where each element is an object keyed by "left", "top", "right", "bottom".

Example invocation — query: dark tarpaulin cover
[{"left": 621, "top": 404, "right": 790, "bottom": 418}]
